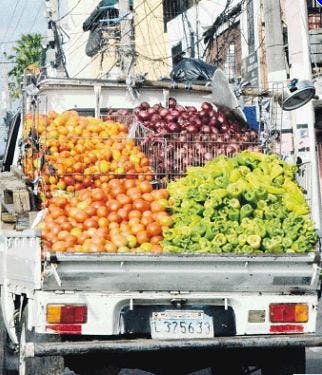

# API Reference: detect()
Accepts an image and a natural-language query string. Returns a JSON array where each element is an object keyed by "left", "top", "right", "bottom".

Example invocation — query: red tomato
[
  {"left": 133, "top": 199, "right": 150, "bottom": 213},
  {"left": 91, "top": 188, "right": 106, "bottom": 202},
  {"left": 139, "top": 181, "right": 153, "bottom": 193},
  {"left": 52, "top": 241, "right": 67, "bottom": 252},
  {"left": 150, "top": 201, "right": 165, "bottom": 213},
  {"left": 150, "top": 235, "right": 163, "bottom": 245},
  {"left": 151, "top": 245, "right": 163, "bottom": 253},
  {"left": 108, "top": 212, "right": 121, "bottom": 223},
  {"left": 97, "top": 206, "right": 108, "bottom": 218},
  {"left": 128, "top": 210, "right": 142, "bottom": 219},
  {"left": 116, "top": 194, "right": 131, "bottom": 205},
  {"left": 108, "top": 199, "right": 121, "bottom": 212},
  {"left": 83, "top": 218, "right": 99, "bottom": 230},
  {"left": 131, "top": 223, "right": 145, "bottom": 235},
  {"left": 146, "top": 222, "right": 162, "bottom": 236},
  {"left": 136, "top": 231, "right": 149, "bottom": 244},
  {"left": 98, "top": 217, "right": 109, "bottom": 228}
]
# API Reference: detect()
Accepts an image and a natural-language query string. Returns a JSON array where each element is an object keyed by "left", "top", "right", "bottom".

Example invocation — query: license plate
[{"left": 150, "top": 310, "right": 214, "bottom": 339}]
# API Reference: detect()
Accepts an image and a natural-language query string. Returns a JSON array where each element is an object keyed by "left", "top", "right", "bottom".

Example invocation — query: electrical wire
[
  {"left": 27, "top": 2, "right": 44, "bottom": 34},
  {"left": 0, "top": 0, "right": 20, "bottom": 49},
  {"left": 10, "top": 0, "right": 28, "bottom": 41},
  {"left": 56, "top": 0, "right": 83, "bottom": 22}
]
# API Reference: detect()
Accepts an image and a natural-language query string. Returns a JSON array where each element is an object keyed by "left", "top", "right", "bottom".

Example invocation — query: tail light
[
  {"left": 47, "top": 304, "right": 87, "bottom": 324},
  {"left": 269, "top": 303, "right": 308, "bottom": 323}
]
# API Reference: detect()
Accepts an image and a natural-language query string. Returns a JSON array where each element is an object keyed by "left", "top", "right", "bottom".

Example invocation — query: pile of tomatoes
[
  {"left": 22, "top": 111, "right": 151, "bottom": 200},
  {"left": 41, "top": 178, "right": 172, "bottom": 254}
]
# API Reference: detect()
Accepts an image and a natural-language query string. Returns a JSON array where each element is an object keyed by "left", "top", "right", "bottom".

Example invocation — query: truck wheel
[
  {"left": 0, "top": 304, "right": 9, "bottom": 375},
  {"left": 68, "top": 360, "right": 120, "bottom": 375},
  {"left": 18, "top": 309, "right": 64, "bottom": 375},
  {"left": 261, "top": 348, "right": 305, "bottom": 375}
]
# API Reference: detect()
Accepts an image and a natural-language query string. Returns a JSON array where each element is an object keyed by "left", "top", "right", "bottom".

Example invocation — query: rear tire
[
  {"left": 18, "top": 309, "right": 64, "bottom": 375},
  {"left": 261, "top": 347, "right": 305, "bottom": 375},
  {"left": 0, "top": 303, "right": 9, "bottom": 375}
]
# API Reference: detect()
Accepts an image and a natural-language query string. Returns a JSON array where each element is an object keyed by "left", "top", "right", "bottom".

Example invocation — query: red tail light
[
  {"left": 269, "top": 303, "right": 308, "bottom": 323},
  {"left": 47, "top": 304, "right": 87, "bottom": 324}
]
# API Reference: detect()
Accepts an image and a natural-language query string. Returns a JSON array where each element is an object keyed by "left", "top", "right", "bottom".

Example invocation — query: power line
[
  {"left": 0, "top": 0, "right": 20, "bottom": 48},
  {"left": 10, "top": 0, "right": 28, "bottom": 41},
  {"left": 57, "top": 0, "right": 83, "bottom": 22},
  {"left": 28, "top": 2, "right": 44, "bottom": 34}
]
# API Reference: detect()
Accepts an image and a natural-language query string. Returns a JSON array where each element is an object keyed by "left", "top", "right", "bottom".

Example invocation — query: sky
[{"left": 0, "top": 0, "right": 47, "bottom": 91}]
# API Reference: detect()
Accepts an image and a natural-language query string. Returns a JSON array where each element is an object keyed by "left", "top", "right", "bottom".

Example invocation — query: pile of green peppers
[{"left": 162, "top": 151, "right": 318, "bottom": 254}]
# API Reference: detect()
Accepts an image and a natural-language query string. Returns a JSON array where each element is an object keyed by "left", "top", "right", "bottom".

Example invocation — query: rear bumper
[{"left": 24, "top": 334, "right": 322, "bottom": 357}]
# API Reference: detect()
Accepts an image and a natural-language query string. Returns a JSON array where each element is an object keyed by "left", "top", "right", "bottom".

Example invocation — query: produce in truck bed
[
  {"left": 162, "top": 151, "right": 318, "bottom": 254},
  {"left": 131, "top": 99, "right": 261, "bottom": 178},
  {"left": 42, "top": 179, "right": 171, "bottom": 253},
  {"left": 22, "top": 111, "right": 151, "bottom": 199}
]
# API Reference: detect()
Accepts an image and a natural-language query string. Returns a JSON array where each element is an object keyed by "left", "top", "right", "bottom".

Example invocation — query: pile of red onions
[{"left": 103, "top": 99, "right": 261, "bottom": 178}]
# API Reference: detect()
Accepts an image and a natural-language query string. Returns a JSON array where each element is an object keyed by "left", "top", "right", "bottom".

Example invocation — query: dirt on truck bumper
[{"left": 24, "top": 334, "right": 322, "bottom": 357}]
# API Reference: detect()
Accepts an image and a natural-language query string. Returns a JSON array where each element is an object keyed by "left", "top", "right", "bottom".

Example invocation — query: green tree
[{"left": 7, "top": 33, "right": 43, "bottom": 98}]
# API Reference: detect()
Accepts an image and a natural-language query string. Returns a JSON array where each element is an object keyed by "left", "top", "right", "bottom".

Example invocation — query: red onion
[
  {"left": 117, "top": 108, "right": 129, "bottom": 116},
  {"left": 204, "top": 152, "right": 213, "bottom": 161},
  {"left": 140, "top": 102, "right": 150, "bottom": 110},
  {"left": 169, "top": 98, "right": 177, "bottom": 109},
  {"left": 186, "top": 125, "right": 198, "bottom": 134},
  {"left": 153, "top": 103, "right": 162, "bottom": 111},
  {"left": 211, "top": 126, "right": 219, "bottom": 134},
  {"left": 180, "top": 112, "right": 190, "bottom": 120},
  {"left": 160, "top": 108, "right": 170, "bottom": 118},
  {"left": 209, "top": 118, "right": 217, "bottom": 127},
  {"left": 226, "top": 145, "right": 236, "bottom": 155},
  {"left": 201, "top": 102, "right": 213, "bottom": 113},
  {"left": 151, "top": 114, "right": 161, "bottom": 123},
  {"left": 186, "top": 106, "right": 197, "bottom": 113},
  {"left": 201, "top": 116, "right": 210, "bottom": 125},
  {"left": 165, "top": 114, "right": 175, "bottom": 123},
  {"left": 217, "top": 112, "right": 225, "bottom": 123},
  {"left": 211, "top": 134, "right": 217, "bottom": 142},
  {"left": 176, "top": 105, "right": 186, "bottom": 113},
  {"left": 167, "top": 122, "right": 179, "bottom": 132},
  {"left": 138, "top": 111, "right": 151, "bottom": 121},
  {"left": 171, "top": 109, "right": 180, "bottom": 119},
  {"left": 221, "top": 124, "right": 229, "bottom": 133},
  {"left": 201, "top": 125, "right": 211, "bottom": 134}
]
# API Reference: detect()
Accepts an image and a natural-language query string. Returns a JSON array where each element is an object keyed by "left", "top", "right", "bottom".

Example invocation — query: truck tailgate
[{"left": 43, "top": 252, "right": 320, "bottom": 293}]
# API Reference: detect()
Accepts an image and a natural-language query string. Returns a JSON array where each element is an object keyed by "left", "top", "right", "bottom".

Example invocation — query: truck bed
[
  {"left": 0, "top": 230, "right": 320, "bottom": 295},
  {"left": 43, "top": 252, "right": 320, "bottom": 293}
]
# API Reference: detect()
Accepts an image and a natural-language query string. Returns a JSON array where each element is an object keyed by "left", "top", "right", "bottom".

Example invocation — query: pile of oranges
[
  {"left": 22, "top": 110, "right": 173, "bottom": 254},
  {"left": 42, "top": 179, "right": 172, "bottom": 253},
  {"left": 22, "top": 111, "right": 151, "bottom": 200}
]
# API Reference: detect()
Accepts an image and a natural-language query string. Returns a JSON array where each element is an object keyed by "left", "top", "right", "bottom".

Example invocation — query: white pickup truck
[{"left": 0, "top": 77, "right": 321, "bottom": 375}]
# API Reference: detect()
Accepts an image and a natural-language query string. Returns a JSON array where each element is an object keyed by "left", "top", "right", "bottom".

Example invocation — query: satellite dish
[{"left": 280, "top": 79, "right": 316, "bottom": 111}]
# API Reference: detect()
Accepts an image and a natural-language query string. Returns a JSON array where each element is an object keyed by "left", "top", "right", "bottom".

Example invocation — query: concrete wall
[{"left": 133, "top": 0, "right": 170, "bottom": 79}]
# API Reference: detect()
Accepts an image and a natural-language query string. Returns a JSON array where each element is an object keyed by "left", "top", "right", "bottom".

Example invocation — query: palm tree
[{"left": 7, "top": 33, "right": 43, "bottom": 98}]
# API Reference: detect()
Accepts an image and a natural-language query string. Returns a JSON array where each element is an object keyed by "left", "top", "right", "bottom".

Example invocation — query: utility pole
[
  {"left": 263, "top": 0, "right": 287, "bottom": 82},
  {"left": 119, "top": 0, "right": 134, "bottom": 79},
  {"left": 45, "top": 0, "right": 67, "bottom": 77},
  {"left": 285, "top": 0, "right": 322, "bottom": 230}
]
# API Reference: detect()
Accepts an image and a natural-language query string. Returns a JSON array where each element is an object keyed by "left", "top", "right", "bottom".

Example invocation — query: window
[{"left": 163, "top": 0, "right": 194, "bottom": 31}]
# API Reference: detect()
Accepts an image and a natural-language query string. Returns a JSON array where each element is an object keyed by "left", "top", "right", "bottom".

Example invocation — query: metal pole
[
  {"left": 263, "top": 0, "right": 287, "bottom": 82},
  {"left": 119, "top": 0, "right": 134, "bottom": 79},
  {"left": 285, "top": 0, "right": 322, "bottom": 231}
]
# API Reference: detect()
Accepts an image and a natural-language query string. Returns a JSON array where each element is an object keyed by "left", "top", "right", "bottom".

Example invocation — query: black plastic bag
[
  {"left": 171, "top": 58, "right": 216, "bottom": 82},
  {"left": 85, "top": 28, "right": 102, "bottom": 57}
]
